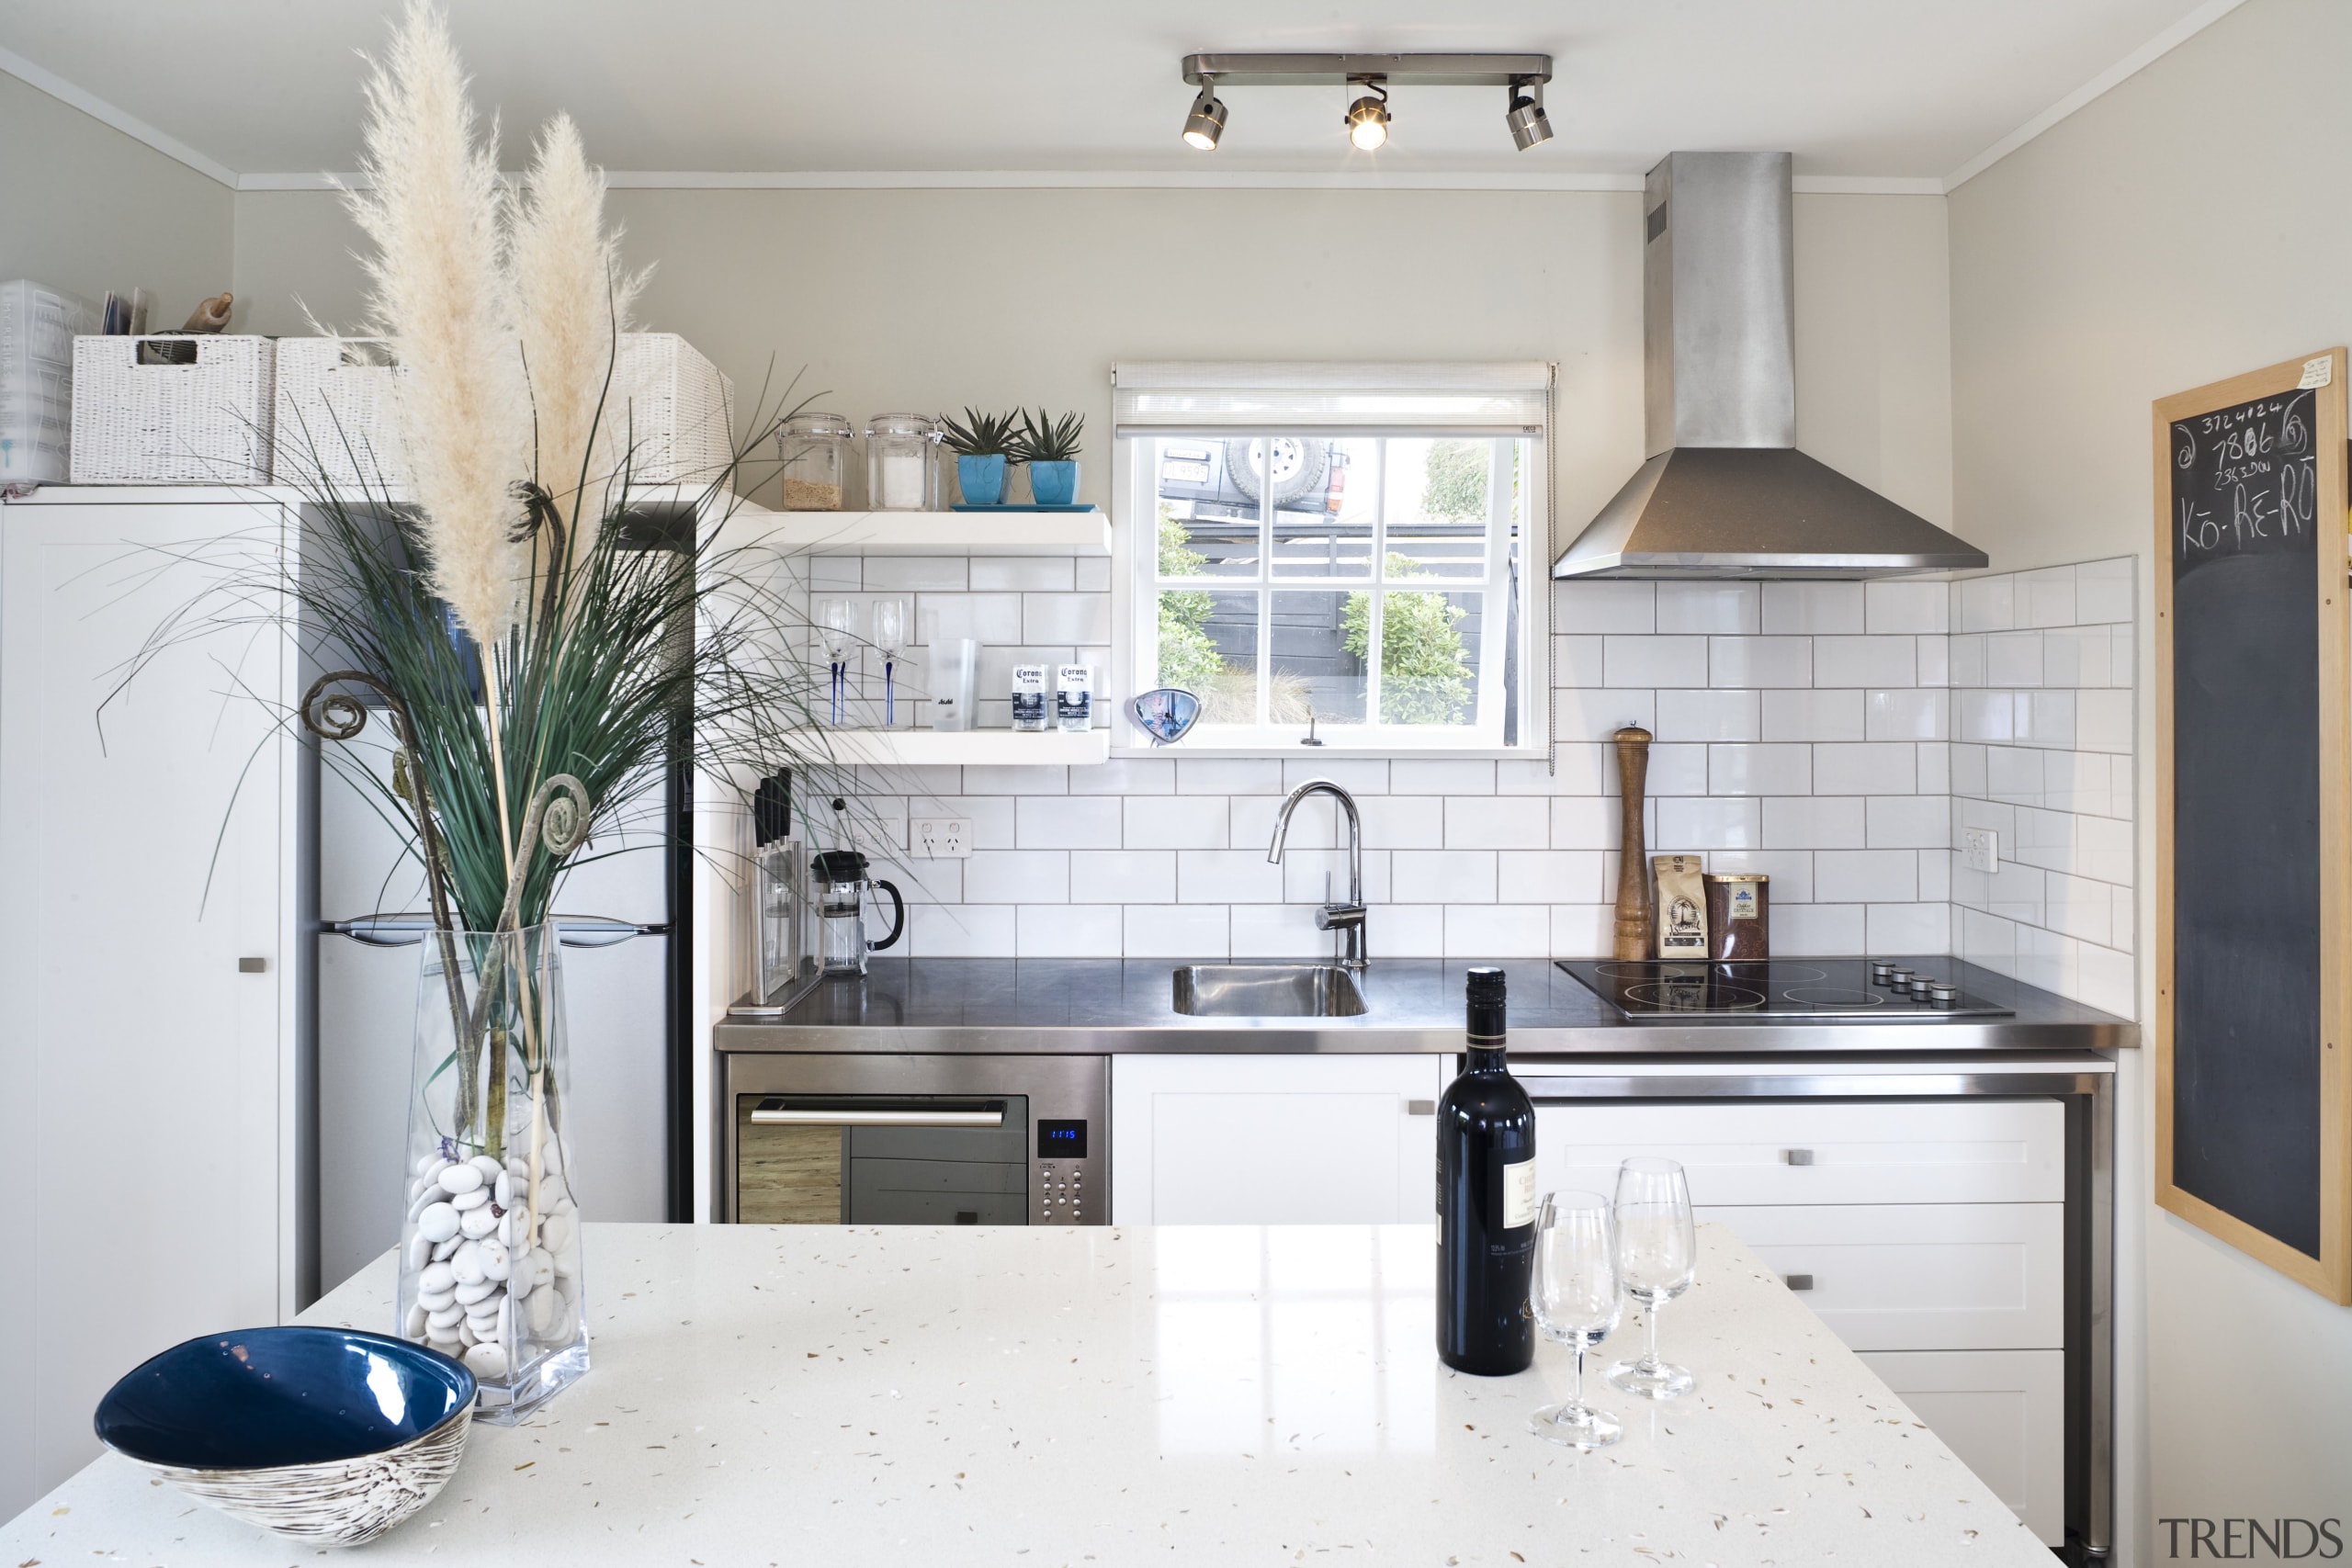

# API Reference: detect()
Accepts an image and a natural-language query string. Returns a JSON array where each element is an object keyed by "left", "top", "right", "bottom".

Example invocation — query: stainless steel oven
[{"left": 720, "top": 1054, "right": 1107, "bottom": 1225}]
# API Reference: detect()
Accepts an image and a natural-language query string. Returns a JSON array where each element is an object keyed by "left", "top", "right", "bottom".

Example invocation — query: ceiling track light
[
  {"left": 1177, "top": 52, "right": 1555, "bottom": 153},
  {"left": 1182, "top": 76, "right": 1227, "bottom": 151},
  {"left": 1343, "top": 78, "right": 1390, "bottom": 152}
]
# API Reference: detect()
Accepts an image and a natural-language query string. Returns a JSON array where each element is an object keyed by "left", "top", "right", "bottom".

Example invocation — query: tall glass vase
[{"left": 395, "top": 925, "right": 588, "bottom": 1424}]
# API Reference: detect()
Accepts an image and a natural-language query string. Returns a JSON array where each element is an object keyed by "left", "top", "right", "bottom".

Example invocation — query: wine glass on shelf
[
  {"left": 816, "top": 597, "right": 856, "bottom": 727},
  {"left": 1527, "top": 1190, "right": 1624, "bottom": 1450},
  {"left": 870, "top": 598, "right": 909, "bottom": 728},
  {"left": 1607, "top": 1156, "right": 1698, "bottom": 1400}
]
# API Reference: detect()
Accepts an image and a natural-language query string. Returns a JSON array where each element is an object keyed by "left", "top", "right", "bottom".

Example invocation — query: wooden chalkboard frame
[{"left": 2154, "top": 346, "right": 2351, "bottom": 1302}]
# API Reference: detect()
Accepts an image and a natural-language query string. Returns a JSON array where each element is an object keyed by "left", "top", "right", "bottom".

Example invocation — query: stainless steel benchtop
[{"left": 714, "top": 955, "right": 2137, "bottom": 1055}]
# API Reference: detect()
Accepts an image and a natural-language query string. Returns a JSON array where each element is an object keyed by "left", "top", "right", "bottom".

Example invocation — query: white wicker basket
[
  {"left": 70, "top": 334, "right": 274, "bottom": 484},
  {"left": 273, "top": 337, "right": 409, "bottom": 490},
  {"left": 612, "top": 333, "right": 734, "bottom": 488}
]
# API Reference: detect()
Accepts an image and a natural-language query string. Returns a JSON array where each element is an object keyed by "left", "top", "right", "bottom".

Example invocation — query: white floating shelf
[
  {"left": 818, "top": 728, "right": 1112, "bottom": 767},
  {"left": 752, "top": 510, "right": 1110, "bottom": 557}
]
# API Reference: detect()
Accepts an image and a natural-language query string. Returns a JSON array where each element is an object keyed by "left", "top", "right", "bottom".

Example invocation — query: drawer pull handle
[
  {"left": 1785, "top": 1273, "right": 1815, "bottom": 1292},
  {"left": 1408, "top": 1100, "right": 1436, "bottom": 1116},
  {"left": 751, "top": 1108, "right": 1003, "bottom": 1128},
  {"left": 1781, "top": 1148, "right": 1814, "bottom": 1166}
]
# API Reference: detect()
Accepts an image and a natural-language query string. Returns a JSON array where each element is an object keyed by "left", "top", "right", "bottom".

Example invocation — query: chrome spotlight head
[
  {"left": 1182, "top": 84, "right": 1227, "bottom": 151},
  {"left": 1343, "top": 84, "right": 1390, "bottom": 152},
  {"left": 1506, "top": 87, "right": 1552, "bottom": 151}
]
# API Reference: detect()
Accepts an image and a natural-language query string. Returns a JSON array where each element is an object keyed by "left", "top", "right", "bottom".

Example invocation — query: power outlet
[
  {"left": 911, "top": 818, "right": 972, "bottom": 859},
  {"left": 1961, "top": 827, "right": 2000, "bottom": 874}
]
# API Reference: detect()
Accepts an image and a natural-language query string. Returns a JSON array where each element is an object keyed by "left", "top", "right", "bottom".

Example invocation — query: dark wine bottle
[{"left": 1436, "top": 965, "right": 1536, "bottom": 1375}]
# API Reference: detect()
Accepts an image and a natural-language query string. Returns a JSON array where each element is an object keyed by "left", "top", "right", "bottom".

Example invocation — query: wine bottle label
[{"left": 1503, "top": 1157, "right": 1537, "bottom": 1229}]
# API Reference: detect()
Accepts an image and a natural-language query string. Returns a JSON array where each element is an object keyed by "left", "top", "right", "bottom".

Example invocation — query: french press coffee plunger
[{"left": 809, "top": 848, "right": 904, "bottom": 976}]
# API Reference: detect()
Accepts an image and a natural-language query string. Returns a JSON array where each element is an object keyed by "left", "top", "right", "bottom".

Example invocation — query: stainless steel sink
[{"left": 1170, "top": 964, "right": 1368, "bottom": 1018}]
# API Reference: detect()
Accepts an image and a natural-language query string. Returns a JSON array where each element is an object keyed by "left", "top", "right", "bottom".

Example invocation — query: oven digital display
[{"left": 1036, "top": 1120, "right": 1087, "bottom": 1158}]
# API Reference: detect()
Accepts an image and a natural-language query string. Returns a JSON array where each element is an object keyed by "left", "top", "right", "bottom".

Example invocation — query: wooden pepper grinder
[{"left": 1612, "top": 725, "right": 1654, "bottom": 960}]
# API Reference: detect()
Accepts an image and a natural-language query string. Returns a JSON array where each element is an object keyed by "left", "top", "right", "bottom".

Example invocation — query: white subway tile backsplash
[
  {"left": 965, "top": 851, "right": 1069, "bottom": 904},
  {"left": 1917, "top": 636, "right": 1951, "bottom": 688},
  {"left": 1703, "top": 848, "right": 1815, "bottom": 903},
  {"left": 1069, "top": 757, "right": 1174, "bottom": 795},
  {"left": 1443, "top": 796, "right": 1550, "bottom": 850},
  {"left": 1550, "top": 904, "right": 1611, "bottom": 957},
  {"left": 1956, "top": 690, "right": 2016, "bottom": 743},
  {"left": 2045, "top": 750, "right": 2116, "bottom": 817},
  {"left": 1709, "top": 742, "right": 1812, "bottom": 795},
  {"left": 1123, "top": 795, "right": 1228, "bottom": 849},
  {"left": 1378, "top": 903, "right": 1447, "bottom": 956},
  {"left": 1556, "top": 687, "right": 1658, "bottom": 742},
  {"left": 1955, "top": 575, "right": 2015, "bottom": 632},
  {"left": 1358, "top": 796, "right": 1446, "bottom": 850},
  {"left": 1014, "top": 795, "right": 1123, "bottom": 849},
  {"left": 1814, "top": 742, "right": 1917, "bottom": 795},
  {"left": 1393, "top": 759, "right": 1496, "bottom": 795},
  {"left": 909, "top": 904, "right": 1016, "bottom": 957},
  {"left": 2019, "top": 566, "right": 2077, "bottom": 628},
  {"left": 1393, "top": 850, "right": 1498, "bottom": 904},
  {"left": 2075, "top": 689, "right": 2132, "bottom": 753},
  {"left": 964, "top": 763, "right": 1071, "bottom": 795},
  {"left": 1124, "top": 903, "right": 1228, "bottom": 958},
  {"left": 2076, "top": 941, "right": 2135, "bottom": 1016},
  {"left": 1948, "top": 633, "right": 1986, "bottom": 687},
  {"left": 1230, "top": 902, "right": 1332, "bottom": 958},
  {"left": 1281, "top": 848, "right": 1391, "bottom": 906},
  {"left": 1710, "top": 636, "right": 1813, "bottom": 688},
  {"left": 866, "top": 556, "right": 969, "bottom": 592},
  {"left": 1985, "top": 745, "right": 2043, "bottom": 805},
  {"left": 919, "top": 592, "right": 1022, "bottom": 644},
  {"left": 2022, "top": 691, "right": 2076, "bottom": 748},
  {"left": 1496, "top": 760, "right": 1564, "bottom": 795},
  {"left": 1866, "top": 580, "right": 1951, "bottom": 635},
  {"left": 1918, "top": 847, "right": 1951, "bottom": 902},
  {"left": 1867, "top": 901, "right": 1951, "bottom": 953},
  {"left": 1985, "top": 631, "right": 2043, "bottom": 687},
  {"left": 1069, "top": 851, "right": 1177, "bottom": 905},
  {"left": 1657, "top": 688, "right": 1761, "bottom": 742},
  {"left": 971, "top": 557, "right": 1074, "bottom": 592},
  {"left": 1551, "top": 795, "right": 1613, "bottom": 851},
  {"left": 1074, "top": 557, "right": 1112, "bottom": 593},
  {"left": 2040, "top": 627, "right": 2111, "bottom": 689},
  {"left": 2075, "top": 557, "right": 2132, "bottom": 625},
  {"left": 1644, "top": 743, "right": 1712, "bottom": 796},
  {"left": 1022, "top": 592, "right": 1110, "bottom": 644},
  {"left": 1773, "top": 902, "right": 1865, "bottom": 954},
  {"left": 1866, "top": 795, "right": 1949, "bottom": 849},
  {"left": 1655, "top": 582, "right": 1760, "bottom": 635},
  {"left": 1661, "top": 795, "right": 1763, "bottom": 850},
  {"left": 1762, "top": 581, "right": 1865, "bottom": 636},
  {"left": 1917, "top": 741, "right": 1951, "bottom": 796},
  {"left": 1553, "top": 635, "right": 1606, "bottom": 686},
  {"left": 1605, "top": 635, "right": 1710, "bottom": 687},
  {"left": 1555, "top": 580, "right": 1656, "bottom": 634},
  {"left": 1762, "top": 795, "right": 1865, "bottom": 849},
  {"left": 1498, "top": 850, "right": 1603, "bottom": 904},
  {"left": 1018, "top": 905, "right": 1124, "bottom": 957},
  {"left": 1444, "top": 905, "right": 1554, "bottom": 957},
  {"left": 1177, "top": 850, "right": 1285, "bottom": 903},
  {"left": 1178, "top": 758, "right": 1283, "bottom": 795},
  {"left": 2043, "top": 870, "right": 2113, "bottom": 945},
  {"left": 1763, "top": 688, "right": 1864, "bottom": 742},
  {"left": 1813, "top": 636, "right": 1917, "bottom": 688},
  {"left": 1951, "top": 743, "right": 1988, "bottom": 797},
  {"left": 1285, "top": 758, "right": 1390, "bottom": 795},
  {"left": 1815, "top": 849, "right": 1918, "bottom": 902}
]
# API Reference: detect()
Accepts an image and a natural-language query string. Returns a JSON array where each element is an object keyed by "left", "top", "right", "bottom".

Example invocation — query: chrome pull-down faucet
[{"left": 1266, "top": 779, "right": 1367, "bottom": 970}]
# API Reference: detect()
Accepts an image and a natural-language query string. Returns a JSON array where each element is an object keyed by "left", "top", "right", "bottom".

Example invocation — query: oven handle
[{"left": 749, "top": 1108, "right": 1005, "bottom": 1128}]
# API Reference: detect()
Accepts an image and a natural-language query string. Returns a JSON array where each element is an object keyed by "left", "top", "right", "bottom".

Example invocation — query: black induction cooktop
[{"left": 1556, "top": 957, "right": 2016, "bottom": 1021}]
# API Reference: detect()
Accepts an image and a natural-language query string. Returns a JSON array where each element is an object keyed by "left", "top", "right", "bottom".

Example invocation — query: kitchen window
[{"left": 1114, "top": 362, "right": 1551, "bottom": 754}]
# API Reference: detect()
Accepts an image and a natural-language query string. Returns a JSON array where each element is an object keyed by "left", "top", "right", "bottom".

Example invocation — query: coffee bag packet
[{"left": 1653, "top": 854, "right": 1709, "bottom": 958}]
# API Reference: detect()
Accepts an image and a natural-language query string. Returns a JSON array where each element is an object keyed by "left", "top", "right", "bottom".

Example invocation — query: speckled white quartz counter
[{"left": 3, "top": 1222, "right": 2047, "bottom": 1565}]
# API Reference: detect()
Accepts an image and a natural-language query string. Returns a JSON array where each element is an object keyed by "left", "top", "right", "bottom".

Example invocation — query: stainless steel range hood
[{"left": 1553, "top": 152, "right": 1985, "bottom": 581}]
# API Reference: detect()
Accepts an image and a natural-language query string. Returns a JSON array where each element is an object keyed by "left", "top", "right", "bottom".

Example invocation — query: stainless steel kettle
[{"left": 810, "top": 849, "right": 904, "bottom": 976}]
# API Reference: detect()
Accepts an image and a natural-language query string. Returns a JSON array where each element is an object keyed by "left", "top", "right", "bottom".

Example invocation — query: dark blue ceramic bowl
[{"left": 96, "top": 1328, "right": 476, "bottom": 1544}]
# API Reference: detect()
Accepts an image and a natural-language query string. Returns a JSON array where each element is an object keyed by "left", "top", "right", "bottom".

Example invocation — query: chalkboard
[{"left": 2154, "top": 348, "right": 2351, "bottom": 1303}]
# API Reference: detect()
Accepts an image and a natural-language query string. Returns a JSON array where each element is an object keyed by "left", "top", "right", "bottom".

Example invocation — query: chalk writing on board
[{"left": 2172, "top": 389, "right": 2317, "bottom": 569}]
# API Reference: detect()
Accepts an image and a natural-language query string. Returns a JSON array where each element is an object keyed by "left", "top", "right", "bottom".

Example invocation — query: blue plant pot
[
  {"left": 1029, "top": 460, "right": 1080, "bottom": 506},
  {"left": 956, "top": 454, "right": 1007, "bottom": 506}
]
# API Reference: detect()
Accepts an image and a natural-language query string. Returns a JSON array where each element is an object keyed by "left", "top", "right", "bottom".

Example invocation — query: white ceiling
[{"left": 0, "top": 0, "right": 2237, "bottom": 188}]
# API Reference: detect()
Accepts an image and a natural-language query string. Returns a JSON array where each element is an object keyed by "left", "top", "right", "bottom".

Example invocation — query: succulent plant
[
  {"left": 936, "top": 407, "right": 1023, "bottom": 458},
  {"left": 1012, "top": 408, "right": 1085, "bottom": 465}
]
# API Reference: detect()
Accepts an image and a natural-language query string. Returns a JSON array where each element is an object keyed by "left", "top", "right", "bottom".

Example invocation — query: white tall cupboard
[{"left": 0, "top": 490, "right": 307, "bottom": 1521}]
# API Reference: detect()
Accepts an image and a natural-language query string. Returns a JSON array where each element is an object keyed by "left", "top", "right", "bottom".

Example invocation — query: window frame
[{"left": 1113, "top": 430, "right": 1549, "bottom": 760}]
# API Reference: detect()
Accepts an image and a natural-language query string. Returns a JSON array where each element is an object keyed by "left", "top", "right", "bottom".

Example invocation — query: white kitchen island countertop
[{"left": 2, "top": 1222, "right": 2047, "bottom": 1565}]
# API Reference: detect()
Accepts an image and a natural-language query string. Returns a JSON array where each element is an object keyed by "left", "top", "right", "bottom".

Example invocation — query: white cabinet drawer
[
  {"left": 1858, "top": 1350, "right": 2065, "bottom": 1546},
  {"left": 1111, "top": 1055, "right": 1446, "bottom": 1225},
  {"left": 1696, "top": 1203, "right": 2064, "bottom": 1351},
  {"left": 1532, "top": 1099, "right": 2064, "bottom": 1205}
]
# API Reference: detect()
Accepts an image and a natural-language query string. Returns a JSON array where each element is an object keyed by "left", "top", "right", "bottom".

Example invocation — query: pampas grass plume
[
  {"left": 513, "top": 114, "right": 647, "bottom": 563},
  {"left": 345, "top": 0, "right": 527, "bottom": 649}
]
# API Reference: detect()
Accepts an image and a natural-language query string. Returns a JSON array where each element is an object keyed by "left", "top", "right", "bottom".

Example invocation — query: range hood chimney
[{"left": 1552, "top": 152, "right": 1985, "bottom": 581}]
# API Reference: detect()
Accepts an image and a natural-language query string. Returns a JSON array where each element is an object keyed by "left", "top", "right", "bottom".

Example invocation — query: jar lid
[
  {"left": 865, "top": 412, "right": 938, "bottom": 438},
  {"left": 781, "top": 412, "right": 854, "bottom": 437},
  {"left": 1704, "top": 872, "right": 1770, "bottom": 884}
]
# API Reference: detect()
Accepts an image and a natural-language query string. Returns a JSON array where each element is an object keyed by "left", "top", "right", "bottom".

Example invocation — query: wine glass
[
  {"left": 1607, "top": 1156, "right": 1698, "bottom": 1400},
  {"left": 816, "top": 597, "right": 857, "bottom": 726},
  {"left": 871, "top": 598, "right": 909, "bottom": 727},
  {"left": 1527, "top": 1190, "right": 1623, "bottom": 1450}
]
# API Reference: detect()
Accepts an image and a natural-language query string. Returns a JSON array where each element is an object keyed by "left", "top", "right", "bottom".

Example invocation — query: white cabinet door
[
  {"left": 0, "top": 499, "right": 296, "bottom": 1520},
  {"left": 1112, "top": 1055, "right": 1445, "bottom": 1224},
  {"left": 1533, "top": 1099, "right": 2065, "bottom": 1206},
  {"left": 1697, "top": 1202, "right": 2064, "bottom": 1351},
  {"left": 1858, "top": 1350, "right": 2065, "bottom": 1546}
]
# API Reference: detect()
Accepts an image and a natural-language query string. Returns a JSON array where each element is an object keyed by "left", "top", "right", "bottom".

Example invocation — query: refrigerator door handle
[{"left": 321, "top": 914, "right": 669, "bottom": 948}]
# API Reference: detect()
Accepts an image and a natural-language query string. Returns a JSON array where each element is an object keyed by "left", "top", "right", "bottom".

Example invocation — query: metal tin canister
[{"left": 1704, "top": 873, "right": 1770, "bottom": 961}]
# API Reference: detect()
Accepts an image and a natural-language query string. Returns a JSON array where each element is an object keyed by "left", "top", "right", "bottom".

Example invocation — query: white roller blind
[{"left": 1113, "top": 360, "right": 1554, "bottom": 437}]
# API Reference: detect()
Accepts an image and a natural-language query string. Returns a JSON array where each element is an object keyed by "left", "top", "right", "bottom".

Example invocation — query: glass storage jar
[
  {"left": 865, "top": 413, "right": 938, "bottom": 511},
  {"left": 776, "top": 412, "right": 854, "bottom": 510}
]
